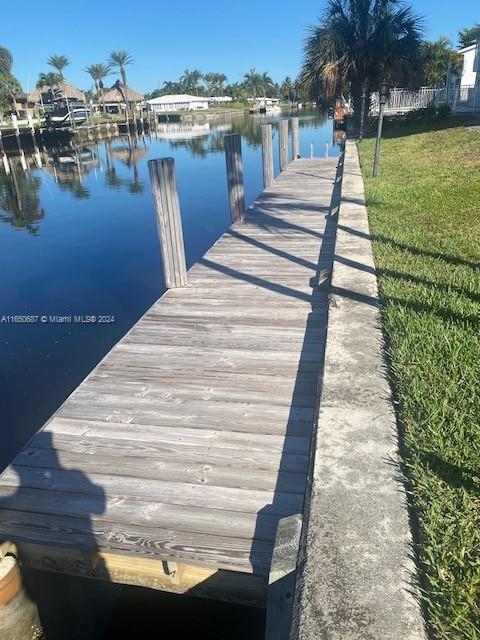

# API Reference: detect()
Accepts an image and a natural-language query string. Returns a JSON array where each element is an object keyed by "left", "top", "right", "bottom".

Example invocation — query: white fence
[
  {"left": 370, "top": 87, "right": 446, "bottom": 114},
  {"left": 370, "top": 85, "right": 480, "bottom": 114},
  {"left": 454, "top": 85, "right": 480, "bottom": 111}
]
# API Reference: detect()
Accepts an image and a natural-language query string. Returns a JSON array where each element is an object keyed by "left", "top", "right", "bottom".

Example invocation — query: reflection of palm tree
[{"left": 0, "top": 161, "right": 44, "bottom": 235}]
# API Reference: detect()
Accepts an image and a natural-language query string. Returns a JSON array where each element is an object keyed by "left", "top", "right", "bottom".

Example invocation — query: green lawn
[{"left": 358, "top": 118, "right": 480, "bottom": 640}]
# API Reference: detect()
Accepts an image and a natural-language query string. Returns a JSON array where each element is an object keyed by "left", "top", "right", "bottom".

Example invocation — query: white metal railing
[
  {"left": 370, "top": 87, "right": 446, "bottom": 114},
  {"left": 453, "top": 85, "right": 480, "bottom": 111},
  {"left": 370, "top": 85, "right": 480, "bottom": 114}
]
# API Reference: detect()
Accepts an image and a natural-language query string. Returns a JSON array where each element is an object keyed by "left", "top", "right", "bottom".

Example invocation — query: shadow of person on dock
[{"left": 0, "top": 431, "right": 118, "bottom": 640}]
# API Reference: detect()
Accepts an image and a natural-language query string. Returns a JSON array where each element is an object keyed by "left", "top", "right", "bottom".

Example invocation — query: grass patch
[{"left": 358, "top": 118, "right": 480, "bottom": 639}]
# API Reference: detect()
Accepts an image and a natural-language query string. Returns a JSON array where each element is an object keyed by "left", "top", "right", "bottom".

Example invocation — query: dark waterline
[{"left": 0, "top": 110, "right": 338, "bottom": 472}]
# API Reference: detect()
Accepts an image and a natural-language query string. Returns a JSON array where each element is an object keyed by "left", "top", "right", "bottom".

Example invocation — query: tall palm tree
[
  {"left": 260, "top": 72, "right": 274, "bottom": 98},
  {"left": 180, "top": 69, "right": 203, "bottom": 95},
  {"left": 0, "top": 46, "right": 13, "bottom": 76},
  {"left": 302, "top": 0, "right": 423, "bottom": 132},
  {"left": 243, "top": 68, "right": 264, "bottom": 103},
  {"left": 108, "top": 50, "right": 133, "bottom": 86},
  {"left": 85, "top": 63, "right": 111, "bottom": 112},
  {"left": 47, "top": 54, "right": 70, "bottom": 79},
  {"left": 204, "top": 72, "right": 228, "bottom": 96}
]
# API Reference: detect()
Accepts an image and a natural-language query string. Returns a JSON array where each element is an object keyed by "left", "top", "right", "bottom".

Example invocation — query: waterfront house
[
  {"left": 146, "top": 94, "right": 210, "bottom": 113},
  {"left": 102, "top": 81, "right": 144, "bottom": 113},
  {"left": 208, "top": 96, "right": 233, "bottom": 105},
  {"left": 29, "top": 81, "right": 85, "bottom": 108}
]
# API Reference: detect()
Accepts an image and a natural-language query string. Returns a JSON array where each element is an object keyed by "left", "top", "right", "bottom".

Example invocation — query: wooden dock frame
[
  {"left": 0, "top": 117, "right": 341, "bottom": 638},
  {"left": 15, "top": 543, "right": 267, "bottom": 609}
]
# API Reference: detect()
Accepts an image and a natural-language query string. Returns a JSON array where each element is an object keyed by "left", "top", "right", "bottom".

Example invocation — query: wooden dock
[{"left": 0, "top": 155, "right": 339, "bottom": 610}]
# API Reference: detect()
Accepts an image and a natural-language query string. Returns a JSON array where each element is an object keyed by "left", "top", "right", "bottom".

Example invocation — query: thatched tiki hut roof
[
  {"left": 29, "top": 81, "right": 85, "bottom": 104},
  {"left": 102, "top": 80, "right": 144, "bottom": 105}
]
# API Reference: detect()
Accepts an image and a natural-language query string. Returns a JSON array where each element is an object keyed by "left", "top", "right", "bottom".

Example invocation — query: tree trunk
[{"left": 351, "top": 78, "right": 369, "bottom": 137}]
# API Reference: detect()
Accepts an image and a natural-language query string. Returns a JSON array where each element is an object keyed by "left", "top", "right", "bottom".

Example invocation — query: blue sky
[{"left": 2, "top": 0, "right": 479, "bottom": 94}]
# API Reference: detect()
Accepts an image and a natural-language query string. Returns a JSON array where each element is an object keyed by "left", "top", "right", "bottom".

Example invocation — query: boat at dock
[{"left": 46, "top": 105, "right": 91, "bottom": 129}]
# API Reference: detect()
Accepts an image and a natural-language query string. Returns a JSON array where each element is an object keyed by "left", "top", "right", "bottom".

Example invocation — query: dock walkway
[{"left": 0, "top": 157, "right": 339, "bottom": 604}]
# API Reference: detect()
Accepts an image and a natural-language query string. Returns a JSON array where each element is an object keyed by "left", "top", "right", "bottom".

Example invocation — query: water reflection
[
  {"left": 0, "top": 159, "right": 44, "bottom": 235},
  {"left": 0, "top": 110, "right": 337, "bottom": 237}
]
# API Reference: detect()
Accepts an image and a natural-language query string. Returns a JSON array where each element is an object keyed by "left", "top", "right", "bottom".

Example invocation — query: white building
[
  {"left": 458, "top": 41, "right": 479, "bottom": 88},
  {"left": 146, "top": 94, "right": 210, "bottom": 112},
  {"left": 208, "top": 96, "right": 233, "bottom": 105}
]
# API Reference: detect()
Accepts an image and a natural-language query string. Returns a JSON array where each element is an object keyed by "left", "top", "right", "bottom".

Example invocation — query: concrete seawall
[{"left": 292, "top": 140, "right": 426, "bottom": 639}]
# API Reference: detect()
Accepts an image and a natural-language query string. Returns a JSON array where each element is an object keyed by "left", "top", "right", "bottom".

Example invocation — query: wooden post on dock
[
  {"left": 291, "top": 117, "right": 300, "bottom": 159},
  {"left": 279, "top": 119, "right": 289, "bottom": 172},
  {"left": 261, "top": 124, "right": 274, "bottom": 188},
  {"left": 224, "top": 133, "right": 245, "bottom": 223},
  {"left": 148, "top": 157, "right": 188, "bottom": 288}
]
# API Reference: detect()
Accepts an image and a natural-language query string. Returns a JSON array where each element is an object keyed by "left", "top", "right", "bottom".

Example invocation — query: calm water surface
[{"left": 0, "top": 110, "right": 339, "bottom": 470}]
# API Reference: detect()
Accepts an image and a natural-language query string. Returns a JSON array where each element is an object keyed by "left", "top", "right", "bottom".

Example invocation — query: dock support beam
[
  {"left": 279, "top": 119, "right": 289, "bottom": 172},
  {"left": 224, "top": 133, "right": 245, "bottom": 223},
  {"left": 148, "top": 157, "right": 188, "bottom": 288},
  {"left": 261, "top": 124, "right": 274, "bottom": 188},
  {"left": 265, "top": 514, "right": 302, "bottom": 640},
  {"left": 291, "top": 118, "right": 300, "bottom": 160}
]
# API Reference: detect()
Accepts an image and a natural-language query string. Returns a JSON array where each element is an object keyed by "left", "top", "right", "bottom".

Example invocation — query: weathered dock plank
[{"left": 0, "top": 158, "right": 338, "bottom": 594}]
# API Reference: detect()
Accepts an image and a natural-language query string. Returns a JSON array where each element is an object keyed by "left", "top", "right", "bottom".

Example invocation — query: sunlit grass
[{"left": 358, "top": 117, "right": 480, "bottom": 640}]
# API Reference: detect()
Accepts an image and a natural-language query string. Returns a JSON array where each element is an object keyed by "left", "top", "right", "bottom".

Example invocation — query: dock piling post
[
  {"left": 261, "top": 124, "right": 274, "bottom": 188},
  {"left": 279, "top": 119, "right": 289, "bottom": 172},
  {"left": 291, "top": 117, "right": 300, "bottom": 159},
  {"left": 148, "top": 157, "right": 188, "bottom": 288},
  {"left": 224, "top": 133, "right": 246, "bottom": 223}
]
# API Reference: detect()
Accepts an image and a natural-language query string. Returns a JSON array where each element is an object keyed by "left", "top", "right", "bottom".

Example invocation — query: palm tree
[
  {"left": 85, "top": 63, "right": 111, "bottom": 112},
  {"left": 420, "top": 38, "right": 462, "bottom": 87},
  {"left": 243, "top": 68, "right": 264, "bottom": 103},
  {"left": 0, "top": 46, "right": 13, "bottom": 76},
  {"left": 302, "top": 0, "right": 423, "bottom": 133},
  {"left": 260, "top": 72, "right": 274, "bottom": 98},
  {"left": 204, "top": 72, "right": 228, "bottom": 96},
  {"left": 108, "top": 50, "right": 133, "bottom": 86},
  {"left": 37, "top": 71, "right": 63, "bottom": 101},
  {"left": 47, "top": 55, "right": 70, "bottom": 79},
  {"left": 458, "top": 22, "right": 480, "bottom": 48},
  {"left": 180, "top": 69, "right": 203, "bottom": 95}
]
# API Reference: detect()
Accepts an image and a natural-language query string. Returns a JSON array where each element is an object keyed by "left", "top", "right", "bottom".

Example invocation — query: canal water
[{"left": 0, "top": 109, "right": 339, "bottom": 638}]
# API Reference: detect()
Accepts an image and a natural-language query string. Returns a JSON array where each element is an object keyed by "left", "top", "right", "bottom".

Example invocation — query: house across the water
[
  {"left": 146, "top": 94, "right": 210, "bottom": 113},
  {"left": 101, "top": 81, "right": 144, "bottom": 114}
]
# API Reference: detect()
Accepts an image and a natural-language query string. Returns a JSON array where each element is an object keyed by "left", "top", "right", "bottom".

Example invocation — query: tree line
[
  {"left": 145, "top": 68, "right": 304, "bottom": 103},
  {"left": 1, "top": 13, "right": 480, "bottom": 117}
]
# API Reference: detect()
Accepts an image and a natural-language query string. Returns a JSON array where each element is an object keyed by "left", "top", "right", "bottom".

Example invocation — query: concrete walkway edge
[{"left": 291, "top": 141, "right": 426, "bottom": 639}]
